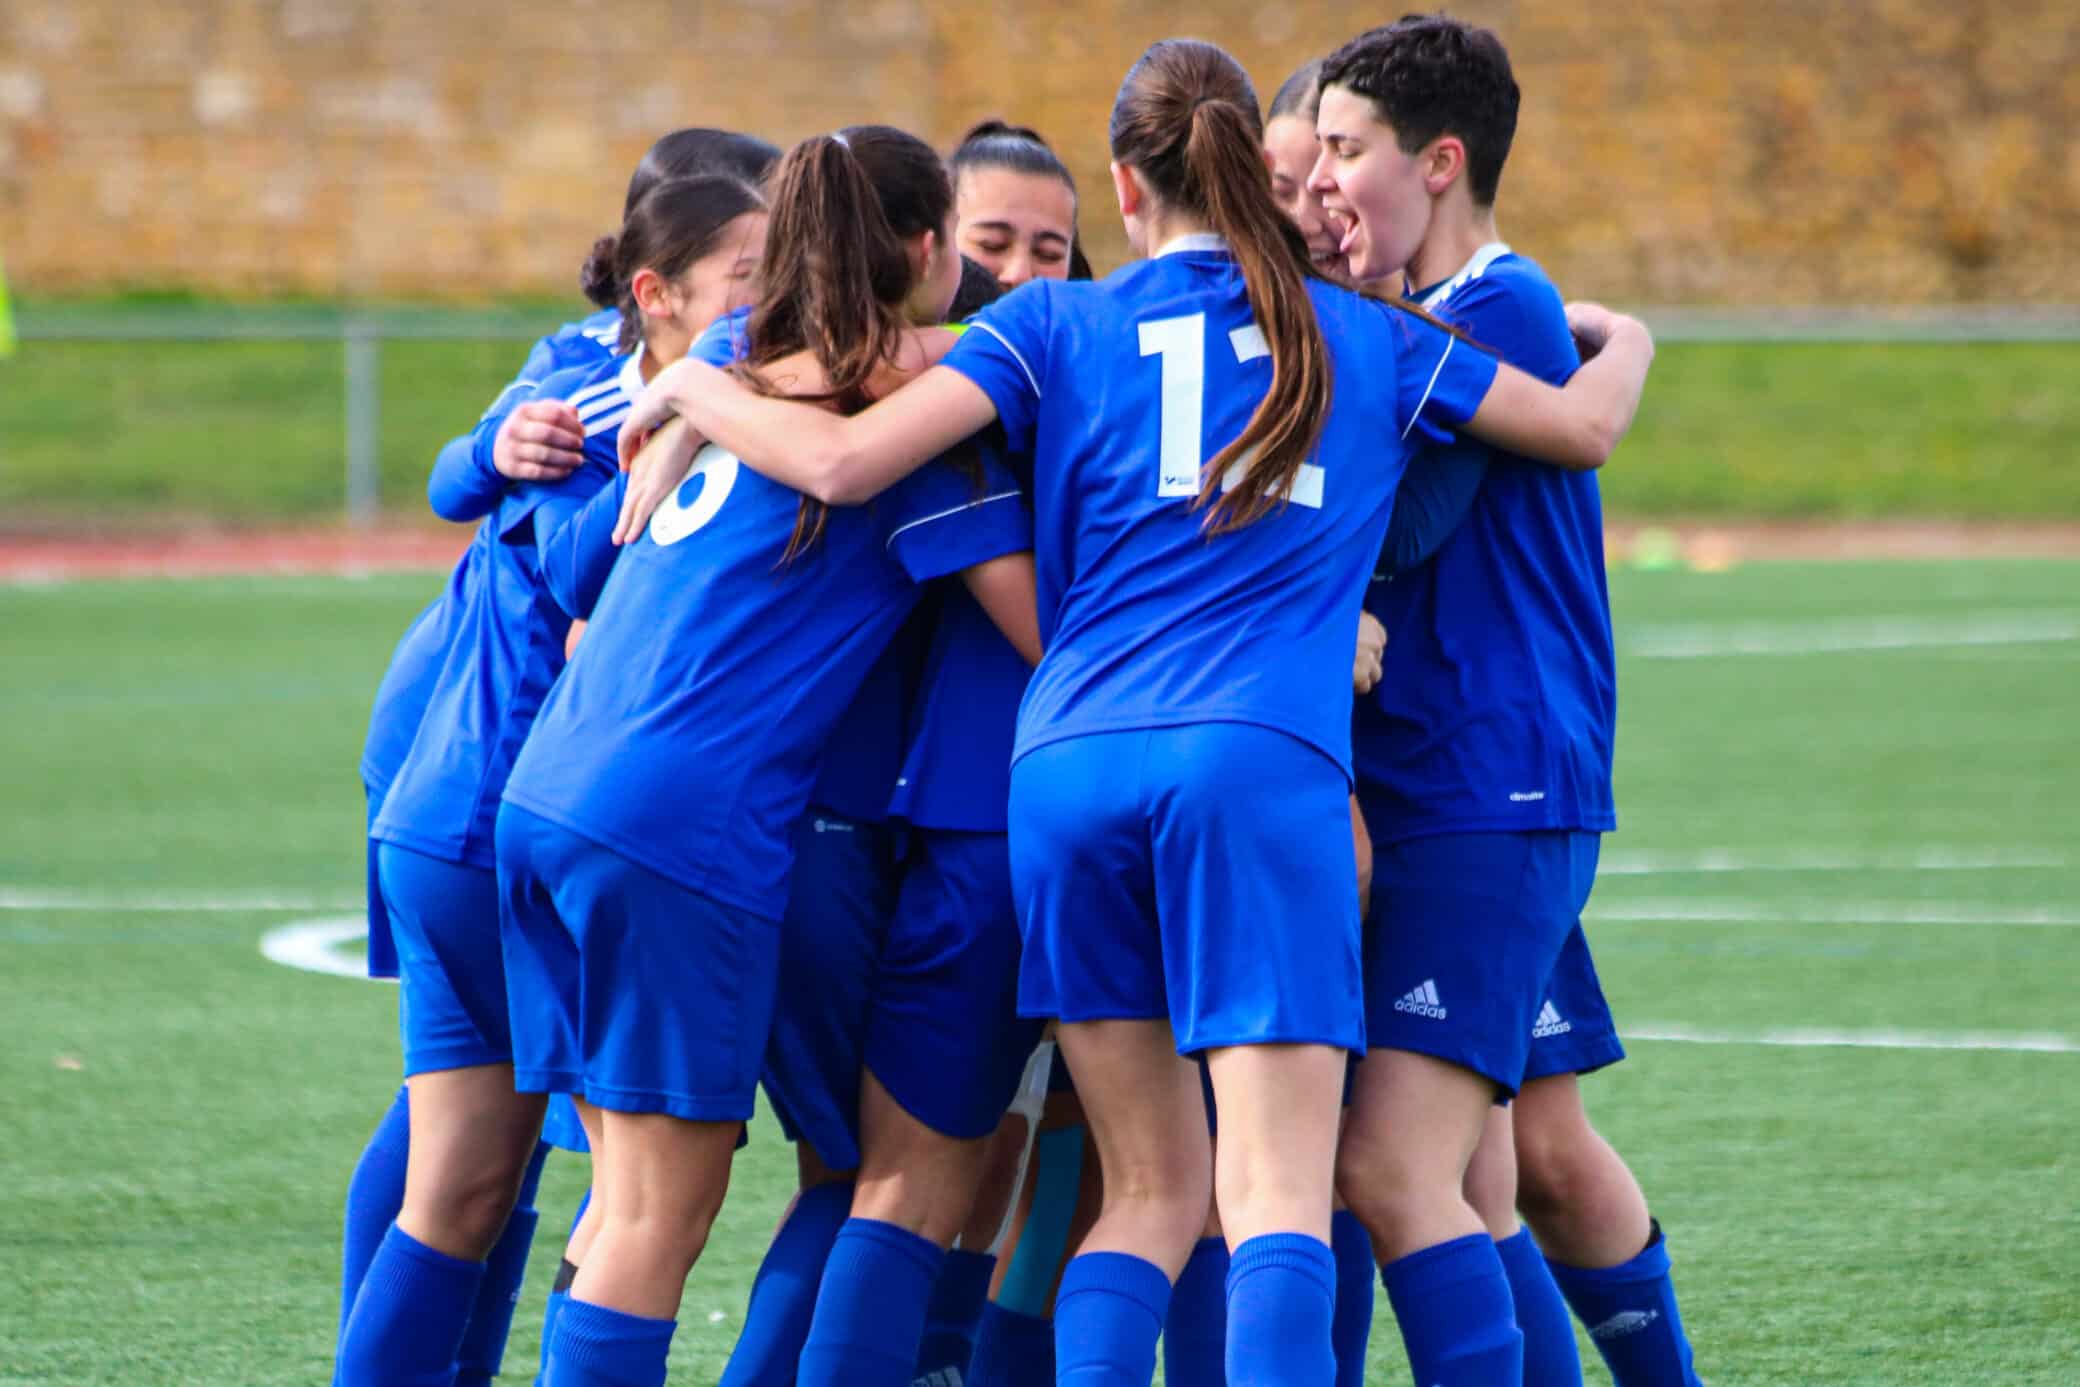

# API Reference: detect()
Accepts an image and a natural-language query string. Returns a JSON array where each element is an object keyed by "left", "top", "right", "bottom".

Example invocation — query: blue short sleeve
[
  {"left": 878, "top": 434, "right": 1031, "bottom": 583},
  {"left": 1391, "top": 312, "right": 1500, "bottom": 447},
  {"left": 943, "top": 283, "right": 1052, "bottom": 455}
]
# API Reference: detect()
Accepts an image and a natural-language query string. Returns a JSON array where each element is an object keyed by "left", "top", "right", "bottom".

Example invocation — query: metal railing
[{"left": 16, "top": 304, "right": 2080, "bottom": 525}]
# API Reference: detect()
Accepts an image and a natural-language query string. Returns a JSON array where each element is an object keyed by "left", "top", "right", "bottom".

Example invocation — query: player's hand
[
  {"left": 613, "top": 416, "right": 702, "bottom": 546},
  {"left": 617, "top": 358, "right": 699, "bottom": 470},
  {"left": 492, "top": 400, "right": 586, "bottom": 481},
  {"left": 1353, "top": 610, "right": 1386, "bottom": 695},
  {"left": 1564, "top": 302, "right": 1624, "bottom": 360}
]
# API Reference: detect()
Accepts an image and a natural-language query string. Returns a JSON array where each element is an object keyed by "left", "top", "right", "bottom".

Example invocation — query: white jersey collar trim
[
  {"left": 617, "top": 348, "right": 648, "bottom": 401},
  {"left": 1415, "top": 241, "right": 1512, "bottom": 310},
  {"left": 1154, "top": 232, "right": 1228, "bottom": 259}
]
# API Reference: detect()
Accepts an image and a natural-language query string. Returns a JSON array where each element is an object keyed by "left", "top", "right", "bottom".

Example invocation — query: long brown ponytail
[
  {"left": 1111, "top": 39, "right": 1333, "bottom": 534},
  {"left": 745, "top": 126, "right": 953, "bottom": 560}
]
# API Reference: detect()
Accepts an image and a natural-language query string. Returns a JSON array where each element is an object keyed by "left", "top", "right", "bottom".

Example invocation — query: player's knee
[
  {"left": 402, "top": 1165, "right": 527, "bottom": 1257},
  {"left": 1336, "top": 1124, "right": 1457, "bottom": 1233},
  {"left": 1513, "top": 1111, "right": 1602, "bottom": 1219},
  {"left": 851, "top": 1166, "right": 969, "bottom": 1245},
  {"left": 1462, "top": 1150, "right": 1519, "bottom": 1237}
]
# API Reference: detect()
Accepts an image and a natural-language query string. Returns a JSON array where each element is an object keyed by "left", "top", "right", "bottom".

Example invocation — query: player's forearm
[
  {"left": 426, "top": 427, "right": 505, "bottom": 523},
  {"left": 657, "top": 360, "right": 863, "bottom": 503},
  {"left": 1563, "top": 316, "right": 1654, "bottom": 468}
]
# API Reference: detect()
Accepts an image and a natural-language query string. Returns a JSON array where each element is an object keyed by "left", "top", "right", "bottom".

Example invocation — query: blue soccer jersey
[
  {"left": 887, "top": 583, "right": 1032, "bottom": 832},
  {"left": 360, "top": 582, "right": 465, "bottom": 806},
  {"left": 500, "top": 439, "right": 1031, "bottom": 921},
  {"left": 372, "top": 351, "right": 632, "bottom": 866},
  {"left": 943, "top": 236, "right": 1498, "bottom": 778},
  {"left": 426, "top": 308, "right": 623, "bottom": 523},
  {"left": 1354, "top": 246, "right": 1617, "bottom": 840}
]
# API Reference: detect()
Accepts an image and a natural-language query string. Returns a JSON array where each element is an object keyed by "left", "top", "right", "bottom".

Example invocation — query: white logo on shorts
[
  {"left": 1393, "top": 979, "right": 1448, "bottom": 1020},
  {"left": 1533, "top": 1001, "right": 1573, "bottom": 1038},
  {"left": 1589, "top": 1309, "right": 1660, "bottom": 1340}
]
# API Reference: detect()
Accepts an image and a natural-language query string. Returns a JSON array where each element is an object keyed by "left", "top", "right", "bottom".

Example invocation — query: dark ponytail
[
  {"left": 580, "top": 234, "right": 621, "bottom": 309},
  {"left": 583, "top": 174, "right": 767, "bottom": 354},
  {"left": 1110, "top": 39, "right": 1333, "bottom": 534},
  {"left": 746, "top": 125, "right": 953, "bottom": 561}
]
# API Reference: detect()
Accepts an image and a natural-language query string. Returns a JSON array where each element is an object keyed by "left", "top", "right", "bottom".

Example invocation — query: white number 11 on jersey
[{"left": 1138, "top": 313, "right": 1324, "bottom": 508}]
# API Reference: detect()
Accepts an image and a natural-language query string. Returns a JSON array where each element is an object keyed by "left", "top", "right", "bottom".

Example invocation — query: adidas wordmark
[
  {"left": 1533, "top": 1000, "right": 1572, "bottom": 1038},
  {"left": 1393, "top": 979, "right": 1448, "bottom": 1020}
]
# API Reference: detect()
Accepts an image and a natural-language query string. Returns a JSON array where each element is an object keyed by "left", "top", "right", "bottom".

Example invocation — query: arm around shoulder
[{"left": 1462, "top": 309, "right": 1654, "bottom": 471}]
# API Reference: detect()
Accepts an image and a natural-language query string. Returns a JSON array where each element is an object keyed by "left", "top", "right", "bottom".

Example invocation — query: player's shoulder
[
  {"left": 535, "top": 309, "right": 622, "bottom": 372},
  {"left": 1441, "top": 253, "right": 1577, "bottom": 381},
  {"left": 537, "top": 350, "right": 644, "bottom": 437}
]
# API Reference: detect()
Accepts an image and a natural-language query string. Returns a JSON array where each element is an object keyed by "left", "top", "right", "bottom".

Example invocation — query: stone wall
[{"left": 3, "top": 0, "right": 2074, "bottom": 303}]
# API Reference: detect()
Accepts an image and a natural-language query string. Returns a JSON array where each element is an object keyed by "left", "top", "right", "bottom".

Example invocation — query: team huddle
[{"left": 334, "top": 17, "right": 1703, "bottom": 1387}]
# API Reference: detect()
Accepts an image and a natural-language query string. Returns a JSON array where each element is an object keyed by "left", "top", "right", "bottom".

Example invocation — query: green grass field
[
  {"left": 4, "top": 559, "right": 2078, "bottom": 1384},
  {"left": 5, "top": 300, "right": 2080, "bottom": 521}
]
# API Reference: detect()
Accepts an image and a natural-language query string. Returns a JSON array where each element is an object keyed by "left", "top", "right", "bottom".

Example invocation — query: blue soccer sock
[
  {"left": 1055, "top": 1251, "right": 1171, "bottom": 1386},
  {"left": 718, "top": 1180, "right": 854, "bottom": 1387},
  {"left": 796, "top": 1217, "right": 947, "bottom": 1387},
  {"left": 916, "top": 1246, "right": 997, "bottom": 1382},
  {"left": 455, "top": 1140, "right": 551, "bottom": 1387},
  {"left": 1496, "top": 1228, "right": 1583, "bottom": 1387},
  {"left": 336, "top": 1224, "right": 488, "bottom": 1387},
  {"left": 535, "top": 1259, "right": 580, "bottom": 1387},
  {"left": 1546, "top": 1221, "right": 1703, "bottom": 1387},
  {"left": 1380, "top": 1232, "right": 1525, "bottom": 1387},
  {"left": 542, "top": 1295, "right": 675, "bottom": 1387},
  {"left": 1225, "top": 1233, "right": 1336, "bottom": 1387},
  {"left": 338, "top": 1087, "right": 412, "bottom": 1347},
  {"left": 1329, "top": 1211, "right": 1375, "bottom": 1387},
  {"left": 1162, "top": 1236, "right": 1229, "bottom": 1385},
  {"left": 967, "top": 1301, "right": 1056, "bottom": 1387}
]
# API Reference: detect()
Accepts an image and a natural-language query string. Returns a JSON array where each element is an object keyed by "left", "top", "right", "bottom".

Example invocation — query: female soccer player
[
  {"left": 951, "top": 120, "right": 1089, "bottom": 287},
  {"left": 1263, "top": 60, "right": 1341, "bottom": 271},
  {"left": 494, "top": 126, "right": 1042, "bottom": 1387},
  {"left": 333, "top": 172, "right": 769, "bottom": 1387},
  {"left": 1315, "top": 19, "right": 1704, "bottom": 1387},
  {"left": 618, "top": 38, "right": 1652, "bottom": 1385},
  {"left": 338, "top": 124, "right": 779, "bottom": 1387},
  {"left": 425, "top": 127, "right": 780, "bottom": 519}
]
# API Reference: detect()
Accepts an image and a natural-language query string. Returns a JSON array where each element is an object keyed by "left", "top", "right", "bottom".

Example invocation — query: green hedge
[{"left": 4, "top": 310, "right": 2075, "bottom": 521}]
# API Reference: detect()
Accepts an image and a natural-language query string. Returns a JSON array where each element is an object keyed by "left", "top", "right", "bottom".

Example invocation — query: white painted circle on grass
[{"left": 259, "top": 915, "right": 389, "bottom": 981}]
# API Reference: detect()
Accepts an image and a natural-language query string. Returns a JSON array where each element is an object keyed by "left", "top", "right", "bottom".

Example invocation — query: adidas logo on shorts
[
  {"left": 1533, "top": 1000, "right": 1573, "bottom": 1038},
  {"left": 1393, "top": 979, "right": 1448, "bottom": 1020}
]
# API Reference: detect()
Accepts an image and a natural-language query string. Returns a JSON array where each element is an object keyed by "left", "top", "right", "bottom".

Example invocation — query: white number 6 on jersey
[{"left": 648, "top": 445, "right": 741, "bottom": 547}]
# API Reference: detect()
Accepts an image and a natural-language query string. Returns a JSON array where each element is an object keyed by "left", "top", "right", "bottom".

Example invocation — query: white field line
[
  {"left": 1623, "top": 1024, "right": 2080, "bottom": 1054},
  {"left": 1621, "top": 610, "right": 2079, "bottom": 659},
  {"left": 0, "top": 887, "right": 357, "bottom": 912},
  {"left": 249, "top": 914, "right": 2080, "bottom": 1055},
  {"left": 1599, "top": 848, "right": 2068, "bottom": 875},
  {"left": 257, "top": 916, "right": 387, "bottom": 982},
  {"left": 1590, "top": 899, "right": 2080, "bottom": 927},
  {"left": 5, "top": 848, "right": 2062, "bottom": 915}
]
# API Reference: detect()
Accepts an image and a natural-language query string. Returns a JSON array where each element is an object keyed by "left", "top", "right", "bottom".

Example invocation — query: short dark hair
[
  {"left": 1267, "top": 59, "right": 1323, "bottom": 123},
  {"left": 625, "top": 128, "right": 782, "bottom": 217},
  {"left": 1318, "top": 15, "right": 1520, "bottom": 206}
]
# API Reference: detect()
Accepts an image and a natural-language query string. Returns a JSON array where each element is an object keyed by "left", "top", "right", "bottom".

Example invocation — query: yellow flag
[{"left": 0, "top": 254, "right": 14, "bottom": 358}]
